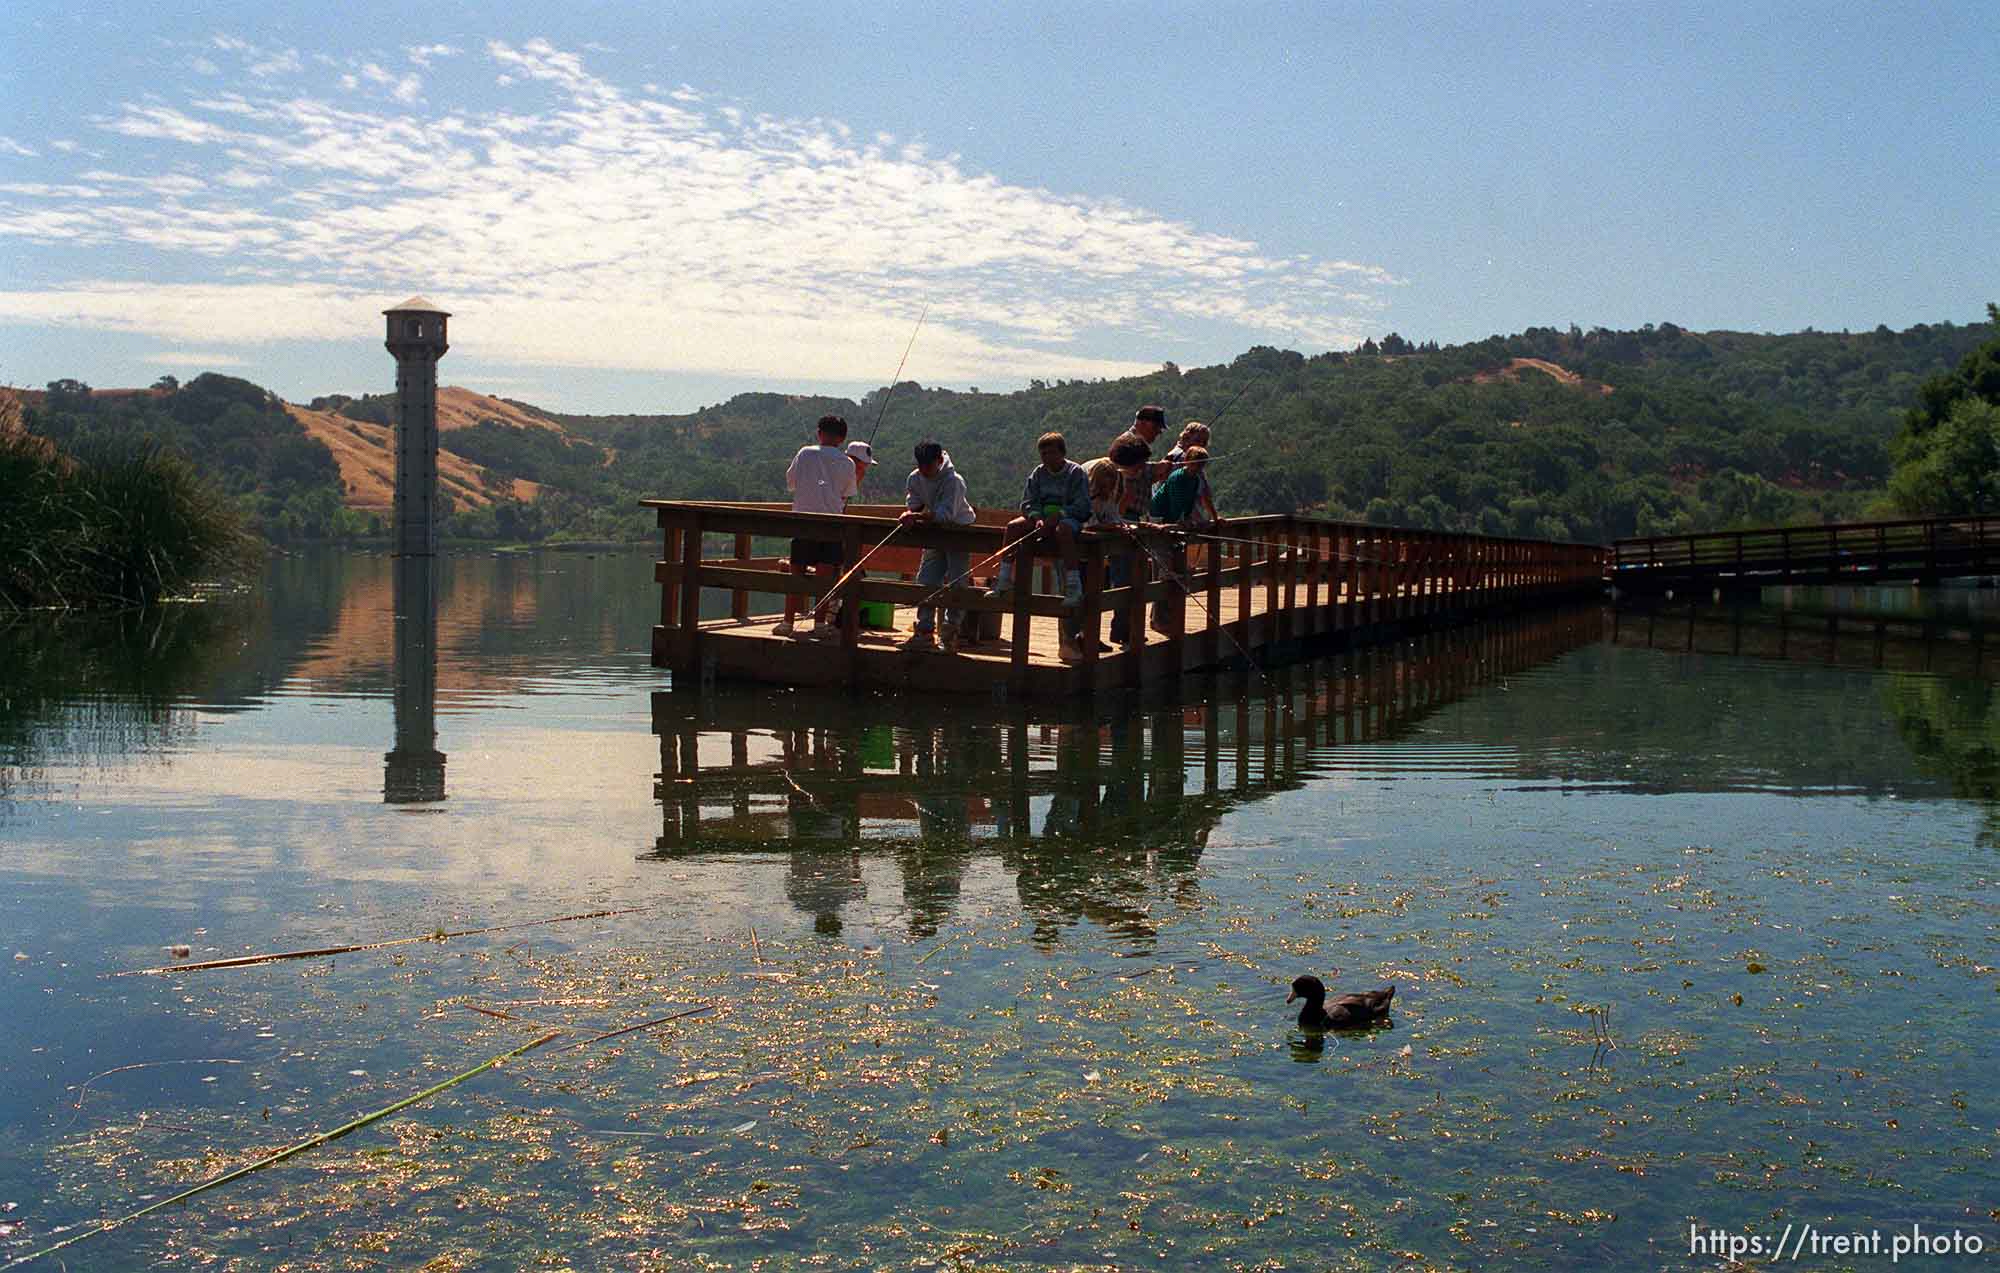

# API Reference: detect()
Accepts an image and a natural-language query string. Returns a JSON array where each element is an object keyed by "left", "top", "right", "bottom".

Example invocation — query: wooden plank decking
[{"left": 643, "top": 500, "right": 1607, "bottom": 702}]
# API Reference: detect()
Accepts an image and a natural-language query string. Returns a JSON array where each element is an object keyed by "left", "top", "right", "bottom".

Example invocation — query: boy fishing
[
  {"left": 898, "top": 439, "right": 977, "bottom": 652},
  {"left": 990, "top": 431, "right": 1089, "bottom": 607},
  {"left": 778, "top": 414, "right": 859, "bottom": 640},
  {"left": 1081, "top": 432, "right": 1156, "bottom": 651}
]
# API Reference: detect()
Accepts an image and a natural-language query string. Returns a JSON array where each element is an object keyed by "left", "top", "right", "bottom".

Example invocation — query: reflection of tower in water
[
  {"left": 381, "top": 296, "right": 450, "bottom": 805},
  {"left": 384, "top": 555, "right": 446, "bottom": 804}
]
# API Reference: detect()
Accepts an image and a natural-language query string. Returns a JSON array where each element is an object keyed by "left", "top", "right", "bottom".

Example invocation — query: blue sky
[{"left": 1, "top": 1, "right": 1992, "bottom": 414}]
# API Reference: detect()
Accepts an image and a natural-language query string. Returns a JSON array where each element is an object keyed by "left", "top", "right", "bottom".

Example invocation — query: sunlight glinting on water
[{"left": 3, "top": 550, "right": 1997, "bottom": 1269}]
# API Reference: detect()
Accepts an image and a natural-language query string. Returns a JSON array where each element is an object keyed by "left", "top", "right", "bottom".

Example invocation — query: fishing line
[
  {"left": 1136, "top": 532, "right": 1273, "bottom": 688},
  {"left": 868, "top": 302, "right": 930, "bottom": 446},
  {"left": 1154, "top": 373, "right": 1257, "bottom": 471},
  {"left": 1186, "top": 528, "right": 1391, "bottom": 566},
  {"left": 810, "top": 522, "right": 908, "bottom": 614},
  {"left": 903, "top": 525, "right": 1048, "bottom": 616},
  {"left": 1205, "top": 370, "right": 1261, "bottom": 432}
]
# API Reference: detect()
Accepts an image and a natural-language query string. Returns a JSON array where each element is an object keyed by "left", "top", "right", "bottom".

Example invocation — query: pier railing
[
  {"left": 1612, "top": 514, "right": 2000, "bottom": 593},
  {"left": 641, "top": 500, "right": 1604, "bottom": 698}
]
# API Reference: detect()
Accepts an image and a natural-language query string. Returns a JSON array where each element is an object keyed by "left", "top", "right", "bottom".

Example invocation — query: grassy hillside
[
  {"left": 18, "top": 315, "right": 1994, "bottom": 547},
  {"left": 520, "top": 315, "right": 1993, "bottom": 544}
]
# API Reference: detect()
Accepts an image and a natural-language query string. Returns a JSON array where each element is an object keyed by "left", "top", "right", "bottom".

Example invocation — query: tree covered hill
[
  {"left": 17, "top": 315, "right": 1994, "bottom": 546},
  {"left": 529, "top": 314, "right": 1993, "bottom": 543}
]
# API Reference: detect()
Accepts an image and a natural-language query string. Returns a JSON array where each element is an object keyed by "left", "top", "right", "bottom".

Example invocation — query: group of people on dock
[{"left": 778, "top": 406, "right": 1221, "bottom": 661}]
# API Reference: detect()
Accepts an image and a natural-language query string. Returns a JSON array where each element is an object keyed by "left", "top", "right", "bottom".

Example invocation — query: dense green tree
[
  {"left": 1888, "top": 304, "right": 2000, "bottom": 514},
  {"left": 1887, "top": 398, "right": 2000, "bottom": 515},
  {"left": 1903, "top": 303, "right": 2000, "bottom": 439},
  {"left": 22, "top": 314, "right": 1997, "bottom": 550}
]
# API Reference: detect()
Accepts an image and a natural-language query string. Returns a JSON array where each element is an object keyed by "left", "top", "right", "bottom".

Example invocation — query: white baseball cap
[{"left": 846, "top": 440, "right": 875, "bottom": 466}]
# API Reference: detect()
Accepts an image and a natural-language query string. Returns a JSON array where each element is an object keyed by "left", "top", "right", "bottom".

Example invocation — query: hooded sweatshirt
[
  {"left": 904, "top": 451, "right": 976, "bottom": 525},
  {"left": 1019, "top": 458, "right": 1090, "bottom": 523}
]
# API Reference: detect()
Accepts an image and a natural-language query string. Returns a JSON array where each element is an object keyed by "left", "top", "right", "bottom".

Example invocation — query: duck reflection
[
  {"left": 384, "top": 555, "right": 446, "bottom": 804},
  {"left": 645, "top": 607, "right": 1604, "bottom": 943}
]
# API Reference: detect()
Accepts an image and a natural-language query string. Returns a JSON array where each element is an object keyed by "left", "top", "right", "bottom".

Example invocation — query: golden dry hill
[
  {"left": 1466, "top": 357, "right": 1613, "bottom": 396},
  {"left": 284, "top": 386, "right": 563, "bottom": 513}
]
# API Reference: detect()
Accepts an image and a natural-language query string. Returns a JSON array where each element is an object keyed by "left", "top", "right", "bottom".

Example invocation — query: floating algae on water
[
  {"left": 19, "top": 858, "right": 1996, "bottom": 1267},
  {"left": 7, "top": 581, "right": 2000, "bottom": 1267}
]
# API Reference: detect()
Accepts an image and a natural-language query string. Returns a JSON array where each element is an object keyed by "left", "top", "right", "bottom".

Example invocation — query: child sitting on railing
[{"left": 990, "top": 431, "right": 1090, "bottom": 607}]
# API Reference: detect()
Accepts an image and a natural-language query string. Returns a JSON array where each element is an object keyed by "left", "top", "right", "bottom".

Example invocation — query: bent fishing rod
[{"left": 868, "top": 302, "right": 930, "bottom": 447}]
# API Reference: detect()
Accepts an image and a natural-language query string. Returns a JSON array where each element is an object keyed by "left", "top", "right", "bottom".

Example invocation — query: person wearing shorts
[{"left": 779, "top": 415, "right": 858, "bottom": 638}]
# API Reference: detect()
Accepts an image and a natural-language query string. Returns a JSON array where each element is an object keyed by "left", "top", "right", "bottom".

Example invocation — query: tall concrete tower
[{"left": 383, "top": 297, "right": 450, "bottom": 558}]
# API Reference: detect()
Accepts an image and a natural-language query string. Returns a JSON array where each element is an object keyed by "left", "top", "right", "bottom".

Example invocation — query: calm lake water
[{"left": 2, "top": 549, "right": 1994, "bottom": 1270}]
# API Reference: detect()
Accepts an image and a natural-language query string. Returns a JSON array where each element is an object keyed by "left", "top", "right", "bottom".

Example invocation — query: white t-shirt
[{"left": 787, "top": 444, "right": 858, "bottom": 515}]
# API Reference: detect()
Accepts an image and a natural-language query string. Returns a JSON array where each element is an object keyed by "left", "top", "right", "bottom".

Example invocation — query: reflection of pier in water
[
  {"left": 1612, "top": 597, "right": 2000, "bottom": 680},
  {"left": 645, "top": 606, "right": 1604, "bottom": 940},
  {"left": 384, "top": 556, "right": 447, "bottom": 803}
]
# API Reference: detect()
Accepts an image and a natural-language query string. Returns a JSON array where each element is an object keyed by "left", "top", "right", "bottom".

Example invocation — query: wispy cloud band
[{"left": 0, "top": 38, "right": 1397, "bottom": 385}]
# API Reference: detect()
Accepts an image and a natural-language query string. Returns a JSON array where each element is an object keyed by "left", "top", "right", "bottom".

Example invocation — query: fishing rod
[
  {"left": 868, "top": 302, "right": 930, "bottom": 447},
  {"left": 811, "top": 521, "right": 909, "bottom": 614},
  {"left": 1206, "top": 368, "right": 1261, "bottom": 433},
  {"left": 1186, "top": 527, "right": 1391, "bottom": 566},
  {"left": 904, "top": 524, "right": 1049, "bottom": 615},
  {"left": 1155, "top": 370, "right": 1261, "bottom": 470},
  {"left": 1134, "top": 532, "right": 1273, "bottom": 687}
]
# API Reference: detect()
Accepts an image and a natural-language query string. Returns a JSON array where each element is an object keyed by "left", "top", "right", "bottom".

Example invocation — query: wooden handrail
[
  {"left": 1613, "top": 513, "right": 2000, "bottom": 560},
  {"left": 647, "top": 500, "right": 1609, "bottom": 694}
]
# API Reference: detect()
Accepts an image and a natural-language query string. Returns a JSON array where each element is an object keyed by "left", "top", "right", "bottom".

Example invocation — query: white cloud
[
  {"left": 0, "top": 137, "right": 36, "bottom": 158},
  {"left": 0, "top": 41, "right": 1396, "bottom": 382},
  {"left": 359, "top": 62, "right": 423, "bottom": 103},
  {"left": 405, "top": 43, "right": 459, "bottom": 68},
  {"left": 140, "top": 349, "right": 250, "bottom": 367}
]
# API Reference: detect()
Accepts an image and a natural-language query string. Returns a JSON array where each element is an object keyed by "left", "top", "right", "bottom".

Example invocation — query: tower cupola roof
[{"left": 384, "top": 296, "right": 450, "bottom": 316}]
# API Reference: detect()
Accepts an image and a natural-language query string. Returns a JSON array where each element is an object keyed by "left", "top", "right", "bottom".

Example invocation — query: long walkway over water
[
  {"left": 643, "top": 501, "right": 1603, "bottom": 701},
  {"left": 1612, "top": 513, "right": 2000, "bottom": 595}
]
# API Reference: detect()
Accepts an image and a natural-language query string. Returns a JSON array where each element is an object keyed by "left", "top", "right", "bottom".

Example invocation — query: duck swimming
[{"left": 1287, "top": 975, "right": 1395, "bottom": 1031}]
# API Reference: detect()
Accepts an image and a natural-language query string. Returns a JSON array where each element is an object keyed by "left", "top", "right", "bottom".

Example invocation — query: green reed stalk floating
[
  {"left": 563, "top": 1003, "right": 713, "bottom": 1050},
  {"left": 116, "top": 907, "right": 649, "bottom": 976},
  {"left": 3, "top": 1031, "right": 563, "bottom": 1270},
  {"left": 916, "top": 931, "right": 972, "bottom": 965}
]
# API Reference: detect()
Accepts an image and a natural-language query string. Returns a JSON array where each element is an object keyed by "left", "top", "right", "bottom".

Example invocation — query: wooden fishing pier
[
  {"left": 1611, "top": 514, "right": 2000, "bottom": 596},
  {"left": 644, "top": 500, "right": 1604, "bottom": 701}
]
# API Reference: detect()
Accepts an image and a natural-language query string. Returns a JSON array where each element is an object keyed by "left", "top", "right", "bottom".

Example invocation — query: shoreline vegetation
[
  {"left": 5, "top": 310, "right": 1996, "bottom": 612},
  {"left": 1, "top": 410, "right": 255, "bottom": 614}
]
